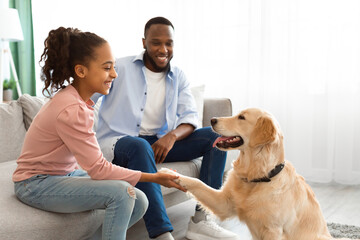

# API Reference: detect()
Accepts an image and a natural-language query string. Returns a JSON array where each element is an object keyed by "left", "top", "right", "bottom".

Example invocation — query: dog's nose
[{"left": 211, "top": 118, "right": 217, "bottom": 126}]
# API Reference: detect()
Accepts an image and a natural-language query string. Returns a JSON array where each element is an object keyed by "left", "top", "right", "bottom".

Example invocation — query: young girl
[{"left": 12, "top": 27, "right": 185, "bottom": 240}]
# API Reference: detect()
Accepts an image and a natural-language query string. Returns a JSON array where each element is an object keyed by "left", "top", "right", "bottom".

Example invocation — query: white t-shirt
[{"left": 139, "top": 68, "right": 166, "bottom": 135}]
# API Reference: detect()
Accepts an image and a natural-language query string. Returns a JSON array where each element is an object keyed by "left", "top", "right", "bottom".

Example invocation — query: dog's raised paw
[
  {"left": 158, "top": 168, "right": 177, "bottom": 175},
  {"left": 158, "top": 168, "right": 181, "bottom": 184},
  {"left": 158, "top": 168, "right": 199, "bottom": 189}
]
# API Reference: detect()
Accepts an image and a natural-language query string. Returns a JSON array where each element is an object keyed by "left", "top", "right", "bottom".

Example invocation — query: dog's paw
[
  {"left": 158, "top": 168, "right": 201, "bottom": 190},
  {"left": 158, "top": 168, "right": 177, "bottom": 175},
  {"left": 158, "top": 168, "right": 181, "bottom": 184}
]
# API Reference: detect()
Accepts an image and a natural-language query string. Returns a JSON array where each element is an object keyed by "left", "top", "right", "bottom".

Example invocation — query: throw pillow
[
  {"left": 19, "top": 94, "right": 47, "bottom": 130},
  {"left": 93, "top": 97, "right": 103, "bottom": 131},
  {"left": 0, "top": 101, "right": 27, "bottom": 162},
  {"left": 190, "top": 85, "right": 205, "bottom": 128}
]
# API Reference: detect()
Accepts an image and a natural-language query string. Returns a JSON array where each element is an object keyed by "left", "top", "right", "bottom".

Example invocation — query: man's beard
[{"left": 144, "top": 50, "right": 171, "bottom": 72}]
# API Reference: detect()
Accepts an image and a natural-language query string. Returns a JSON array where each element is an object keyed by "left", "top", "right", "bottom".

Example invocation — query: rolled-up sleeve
[
  {"left": 175, "top": 71, "right": 199, "bottom": 129},
  {"left": 56, "top": 104, "right": 141, "bottom": 186}
]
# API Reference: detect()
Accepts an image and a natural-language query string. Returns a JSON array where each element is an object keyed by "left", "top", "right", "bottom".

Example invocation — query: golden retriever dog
[{"left": 160, "top": 108, "right": 353, "bottom": 240}]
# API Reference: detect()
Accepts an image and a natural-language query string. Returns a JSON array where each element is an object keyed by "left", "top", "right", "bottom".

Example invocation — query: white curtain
[{"left": 32, "top": 0, "right": 360, "bottom": 184}]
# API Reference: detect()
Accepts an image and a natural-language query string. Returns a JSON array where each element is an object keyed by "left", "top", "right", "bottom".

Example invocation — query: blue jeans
[
  {"left": 14, "top": 169, "right": 148, "bottom": 240},
  {"left": 113, "top": 126, "right": 227, "bottom": 238}
]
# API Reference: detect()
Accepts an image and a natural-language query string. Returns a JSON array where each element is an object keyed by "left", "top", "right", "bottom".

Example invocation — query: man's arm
[{"left": 152, "top": 123, "right": 195, "bottom": 163}]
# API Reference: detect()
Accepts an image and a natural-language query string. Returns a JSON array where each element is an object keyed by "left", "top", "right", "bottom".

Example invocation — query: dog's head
[{"left": 211, "top": 108, "right": 282, "bottom": 151}]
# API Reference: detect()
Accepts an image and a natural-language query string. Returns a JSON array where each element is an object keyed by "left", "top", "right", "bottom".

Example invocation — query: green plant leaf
[{"left": 3, "top": 79, "right": 16, "bottom": 90}]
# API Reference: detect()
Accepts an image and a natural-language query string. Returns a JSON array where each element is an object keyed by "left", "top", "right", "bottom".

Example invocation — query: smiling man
[{"left": 92, "top": 17, "right": 239, "bottom": 240}]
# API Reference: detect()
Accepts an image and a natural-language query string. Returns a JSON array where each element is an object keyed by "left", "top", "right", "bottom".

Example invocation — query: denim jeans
[
  {"left": 14, "top": 169, "right": 148, "bottom": 240},
  {"left": 113, "top": 126, "right": 227, "bottom": 238}
]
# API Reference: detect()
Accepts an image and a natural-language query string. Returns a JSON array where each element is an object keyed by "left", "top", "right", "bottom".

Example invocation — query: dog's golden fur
[{"left": 160, "top": 108, "right": 352, "bottom": 240}]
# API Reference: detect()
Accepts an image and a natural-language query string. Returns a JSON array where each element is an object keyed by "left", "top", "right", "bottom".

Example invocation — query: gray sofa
[{"left": 0, "top": 94, "right": 233, "bottom": 240}]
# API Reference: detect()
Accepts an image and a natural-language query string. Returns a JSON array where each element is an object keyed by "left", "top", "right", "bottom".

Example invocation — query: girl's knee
[
  {"left": 126, "top": 187, "right": 148, "bottom": 215},
  {"left": 110, "top": 182, "right": 146, "bottom": 202},
  {"left": 101, "top": 181, "right": 134, "bottom": 200},
  {"left": 134, "top": 188, "right": 148, "bottom": 213},
  {"left": 126, "top": 185, "right": 137, "bottom": 199}
]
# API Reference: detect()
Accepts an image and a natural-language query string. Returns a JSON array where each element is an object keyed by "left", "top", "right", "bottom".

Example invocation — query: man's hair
[{"left": 144, "top": 17, "right": 174, "bottom": 37}]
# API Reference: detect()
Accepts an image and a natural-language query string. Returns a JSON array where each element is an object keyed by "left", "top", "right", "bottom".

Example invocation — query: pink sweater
[{"left": 13, "top": 85, "right": 141, "bottom": 186}]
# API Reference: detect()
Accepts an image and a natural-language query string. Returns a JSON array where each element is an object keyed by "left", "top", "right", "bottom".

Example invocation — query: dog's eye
[{"left": 238, "top": 115, "right": 245, "bottom": 120}]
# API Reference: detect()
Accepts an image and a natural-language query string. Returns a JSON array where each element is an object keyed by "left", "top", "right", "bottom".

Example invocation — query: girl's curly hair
[{"left": 39, "top": 27, "right": 107, "bottom": 97}]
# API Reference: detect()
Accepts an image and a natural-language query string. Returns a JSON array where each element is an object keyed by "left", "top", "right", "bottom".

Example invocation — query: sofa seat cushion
[{"left": 0, "top": 160, "right": 104, "bottom": 240}]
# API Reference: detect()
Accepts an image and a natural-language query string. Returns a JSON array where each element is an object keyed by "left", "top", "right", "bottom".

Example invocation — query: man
[{"left": 93, "top": 17, "right": 239, "bottom": 240}]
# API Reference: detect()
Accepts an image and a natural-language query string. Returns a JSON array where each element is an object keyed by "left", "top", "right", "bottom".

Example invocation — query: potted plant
[{"left": 3, "top": 79, "right": 16, "bottom": 101}]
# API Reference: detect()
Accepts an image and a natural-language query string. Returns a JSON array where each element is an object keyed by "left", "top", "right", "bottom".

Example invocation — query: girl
[{"left": 12, "top": 27, "right": 185, "bottom": 240}]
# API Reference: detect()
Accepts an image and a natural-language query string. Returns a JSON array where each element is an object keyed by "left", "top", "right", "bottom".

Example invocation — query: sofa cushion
[
  {"left": 0, "top": 101, "right": 26, "bottom": 163},
  {"left": 0, "top": 160, "right": 104, "bottom": 240},
  {"left": 18, "top": 94, "right": 47, "bottom": 130}
]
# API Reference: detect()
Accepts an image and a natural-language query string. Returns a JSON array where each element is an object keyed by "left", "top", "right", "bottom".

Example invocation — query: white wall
[{"left": 31, "top": 0, "right": 360, "bottom": 184}]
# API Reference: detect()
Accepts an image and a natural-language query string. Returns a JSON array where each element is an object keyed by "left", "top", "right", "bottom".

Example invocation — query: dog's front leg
[
  {"left": 158, "top": 168, "right": 234, "bottom": 219},
  {"left": 260, "top": 228, "right": 283, "bottom": 240},
  {"left": 178, "top": 175, "right": 234, "bottom": 220}
]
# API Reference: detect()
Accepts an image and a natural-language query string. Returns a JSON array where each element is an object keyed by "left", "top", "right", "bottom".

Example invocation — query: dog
[{"left": 160, "top": 108, "right": 353, "bottom": 240}]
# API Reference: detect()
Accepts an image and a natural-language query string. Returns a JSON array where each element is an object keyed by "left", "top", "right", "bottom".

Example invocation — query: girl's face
[{"left": 75, "top": 42, "right": 117, "bottom": 100}]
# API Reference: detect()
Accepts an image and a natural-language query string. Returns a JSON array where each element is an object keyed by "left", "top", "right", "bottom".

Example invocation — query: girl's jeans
[
  {"left": 14, "top": 169, "right": 148, "bottom": 240},
  {"left": 113, "top": 126, "right": 227, "bottom": 238}
]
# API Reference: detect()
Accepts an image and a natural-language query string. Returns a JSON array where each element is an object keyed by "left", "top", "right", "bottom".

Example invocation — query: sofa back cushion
[
  {"left": 190, "top": 85, "right": 205, "bottom": 128},
  {"left": 0, "top": 101, "right": 27, "bottom": 163}
]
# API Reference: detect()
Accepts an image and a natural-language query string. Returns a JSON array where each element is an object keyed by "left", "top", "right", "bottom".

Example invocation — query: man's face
[{"left": 142, "top": 24, "right": 174, "bottom": 72}]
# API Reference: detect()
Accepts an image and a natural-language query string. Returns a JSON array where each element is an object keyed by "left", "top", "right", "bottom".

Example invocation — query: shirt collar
[{"left": 133, "top": 51, "right": 174, "bottom": 77}]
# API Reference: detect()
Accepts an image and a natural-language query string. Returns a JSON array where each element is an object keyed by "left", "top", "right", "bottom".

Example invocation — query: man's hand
[
  {"left": 151, "top": 133, "right": 176, "bottom": 163},
  {"left": 151, "top": 124, "right": 195, "bottom": 163}
]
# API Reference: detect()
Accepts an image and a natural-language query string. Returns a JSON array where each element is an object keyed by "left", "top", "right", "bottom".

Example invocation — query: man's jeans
[
  {"left": 14, "top": 169, "right": 148, "bottom": 240},
  {"left": 113, "top": 126, "right": 227, "bottom": 238}
]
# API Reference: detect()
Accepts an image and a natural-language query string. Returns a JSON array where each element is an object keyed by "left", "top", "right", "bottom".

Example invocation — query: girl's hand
[
  {"left": 140, "top": 172, "right": 187, "bottom": 192},
  {"left": 153, "top": 171, "right": 187, "bottom": 192}
]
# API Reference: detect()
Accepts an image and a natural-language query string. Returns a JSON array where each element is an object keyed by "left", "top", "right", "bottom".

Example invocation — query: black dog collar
[{"left": 242, "top": 162, "right": 285, "bottom": 183}]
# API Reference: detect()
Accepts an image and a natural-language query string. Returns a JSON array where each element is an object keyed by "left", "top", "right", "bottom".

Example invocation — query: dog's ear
[{"left": 249, "top": 116, "right": 277, "bottom": 148}]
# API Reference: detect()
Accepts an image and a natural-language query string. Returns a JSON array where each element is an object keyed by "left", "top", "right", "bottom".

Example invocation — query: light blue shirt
[{"left": 92, "top": 52, "right": 199, "bottom": 161}]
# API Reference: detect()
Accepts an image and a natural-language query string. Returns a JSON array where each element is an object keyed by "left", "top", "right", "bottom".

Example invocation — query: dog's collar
[{"left": 242, "top": 162, "right": 285, "bottom": 183}]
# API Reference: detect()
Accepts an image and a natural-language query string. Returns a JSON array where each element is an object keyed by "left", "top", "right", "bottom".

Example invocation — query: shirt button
[
  {"left": 141, "top": 108, "right": 144, "bottom": 111},
  {"left": 137, "top": 124, "right": 140, "bottom": 127},
  {"left": 144, "top": 92, "right": 147, "bottom": 95}
]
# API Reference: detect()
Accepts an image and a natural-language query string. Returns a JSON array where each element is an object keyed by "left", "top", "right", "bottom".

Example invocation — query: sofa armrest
[{"left": 202, "top": 98, "right": 232, "bottom": 127}]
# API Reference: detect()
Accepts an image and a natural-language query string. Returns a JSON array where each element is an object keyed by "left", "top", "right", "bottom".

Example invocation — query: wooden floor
[{"left": 127, "top": 182, "right": 360, "bottom": 240}]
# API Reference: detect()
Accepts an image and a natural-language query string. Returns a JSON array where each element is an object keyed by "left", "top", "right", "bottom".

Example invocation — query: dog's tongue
[{"left": 213, "top": 136, "right": 233, "bottom": 147}]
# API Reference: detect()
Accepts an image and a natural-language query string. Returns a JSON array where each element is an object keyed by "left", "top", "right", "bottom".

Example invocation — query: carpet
[{"left": 328, "top": 222, "right": 360, "bottom": 239}]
